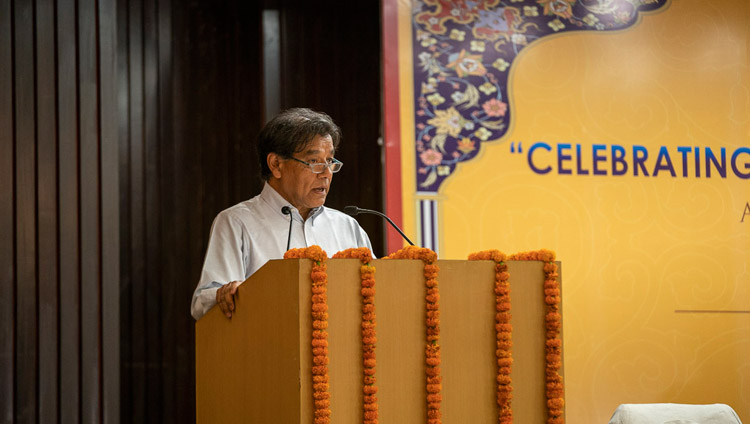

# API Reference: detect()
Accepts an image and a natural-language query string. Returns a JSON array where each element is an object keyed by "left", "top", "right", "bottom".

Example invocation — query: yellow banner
[{"left": 393, "top": 0, "right": 750, "bottom": 421}]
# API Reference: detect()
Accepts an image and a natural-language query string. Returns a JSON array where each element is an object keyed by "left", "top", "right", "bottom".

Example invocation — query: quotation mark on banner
[{"left": 511, "top": 142, "right": 523, "bottom": 154}]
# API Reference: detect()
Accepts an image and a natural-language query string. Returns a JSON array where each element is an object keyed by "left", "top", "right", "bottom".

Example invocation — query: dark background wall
[
  {"left": 1, "top": 0, "right": 382, "bottom": 422},
  {"left": 1, "top": 0, "right": 120, "bottom": 422}
]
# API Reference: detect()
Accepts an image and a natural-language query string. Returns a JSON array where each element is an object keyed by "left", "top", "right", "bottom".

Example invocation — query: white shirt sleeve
[{"left": 191, "top": 211, "right": 248, "bottom": 320}]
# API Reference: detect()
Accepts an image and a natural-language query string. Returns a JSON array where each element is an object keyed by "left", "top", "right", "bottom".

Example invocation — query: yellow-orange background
[{"left": 397, "top": 0, "right": 749, "bottom": 422}]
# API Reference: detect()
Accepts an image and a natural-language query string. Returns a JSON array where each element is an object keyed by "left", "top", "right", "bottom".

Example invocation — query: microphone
[
  {"left": 281, "top": 206, "right": 293, "bottom": 251},
  {"left": 344, "top": 206, "right": 415, "bottom": 246}
]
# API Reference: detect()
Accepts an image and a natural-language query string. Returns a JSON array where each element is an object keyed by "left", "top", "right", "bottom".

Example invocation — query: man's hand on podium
[{"left": 216, "top": 281, "right": 241, "bottom": 319}]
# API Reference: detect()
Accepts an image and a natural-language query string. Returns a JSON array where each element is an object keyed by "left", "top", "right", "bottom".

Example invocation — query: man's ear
[{"left": 267, "top": 153, "right": 283, "bottom": 179}]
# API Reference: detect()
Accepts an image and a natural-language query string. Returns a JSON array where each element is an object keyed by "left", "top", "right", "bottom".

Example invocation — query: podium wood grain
[{"left": 196, "top": 259, "right": 563, "bottom": 423}]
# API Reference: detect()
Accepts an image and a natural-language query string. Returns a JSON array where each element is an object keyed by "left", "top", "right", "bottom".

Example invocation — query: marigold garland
[
  {"left": 284, "top": 245, "right": 561, "bottom": 423},
  {"left": 332, "top": 248, "right": 378, "bottom": 424},
  {"left": 468, "top": 250, "right": 512, "bottom": 424},
  {"left": 284, "top": 245, "right": 332, "bottom": 424},
  {"left": 385, "top": 246, "right": 441, "bottom": 424},
  {"left": 508, "top": 249, "right": 564, "bottom": 424}
]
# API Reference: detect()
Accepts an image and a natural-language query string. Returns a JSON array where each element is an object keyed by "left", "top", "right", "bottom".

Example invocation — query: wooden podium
[{"left": 196, "top": 258, "right": 563, "bottom": 423}]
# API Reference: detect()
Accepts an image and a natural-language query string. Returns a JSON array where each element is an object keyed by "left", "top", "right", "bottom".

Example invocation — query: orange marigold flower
[
  {"left": 312, "top": 365, "right": 327, "bottom": 375},
  {"left": 427, "top": 393, "right": 442, "bottom": 403},
  {"left": 497, "top": 375, "right": 512, "bottom": 385},
  {"left": 313, "top": 391, "right": 330, "bottom": 400},
  {"left": 427, "top": 376, "right": 442, "bottom": 385},
  {"left": 547, "top": 339, "right": 562, "bottom": 347},
  {"left": 547, "top": 398, "right": 565, "bottom": 409},
  {"left": 425, "top": 367, "right": 441, "bottom": 377},
  {"left": 497, "top": 358, "right": 513, "bottom": 368}
]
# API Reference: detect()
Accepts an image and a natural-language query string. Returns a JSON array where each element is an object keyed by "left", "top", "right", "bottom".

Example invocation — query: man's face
[{"left": 269, "top": 134, "right": 335, "bottom": 219}]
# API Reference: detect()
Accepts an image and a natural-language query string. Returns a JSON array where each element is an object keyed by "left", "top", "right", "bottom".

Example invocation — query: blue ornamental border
[{"left": 411, "top": 0, "right": 669, "bottom": 193}]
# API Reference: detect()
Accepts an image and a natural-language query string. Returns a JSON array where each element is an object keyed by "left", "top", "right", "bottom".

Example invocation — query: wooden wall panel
[
  {"left": 1, "top": 0, "right": 382, "bottom": 422},
  {"left": 35, "top": 0, "right": 59, "bottom": 422},
  {"left": 1, "top": 0, "right": 119, "bottom": 422},
  {"left": 79, "top": 0, "right": 104, "bottom": 421},
  {"left": 14, "top": 1, "right": 39, "bottom": 421},
  {"left": 118, "top": 1, "right": 265, "bottom": 422},
  {"left": 278, "top": 0, "right": 384, "bottom": 256},
  {"left": 0, "top": 0, "right": 14, "bottom": 421},
  {"left": 57, "top": 0, "right": 82, "bottom": 421},
  {"left": 99, "top": 0, "right": 121, "bottom": 420}
]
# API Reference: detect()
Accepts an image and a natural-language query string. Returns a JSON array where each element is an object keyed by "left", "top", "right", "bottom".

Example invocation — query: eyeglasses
[{"left": 288, "top": 157, "right": 343, "bottom": 174}]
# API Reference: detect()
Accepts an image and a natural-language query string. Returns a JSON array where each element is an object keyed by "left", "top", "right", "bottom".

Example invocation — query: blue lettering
[
  {"left": 592, "top": 144, "right": 607, "bottom": 176},
  {"left": 731, "top": 147, "right": 750, "bottom": 179},
  {"left": 694, "top": 146, "right": 701, "bottom": 177},
  {"left": 677, "top": 146, "right": 691, "bottom": 177},
  {"left": 576, "top": 144, "right": 589, "bottom": 175},
  {"left": 705, "top": 147, "right": 726, "bottom": 178},
  {"left": 558, "top": 143, "right": 572, "bottom": 175},
  {"left": 633, "top": 145, "right": 649, "bottom": 177},
  {"left": 653, "top": 146, "right": 676, "bottom": 177},
  {"left": 528, "top": 142, "right": 552, "bottom": 174},
  {"left": 612, "top": 145, "right": 627, "bottom": 176}
]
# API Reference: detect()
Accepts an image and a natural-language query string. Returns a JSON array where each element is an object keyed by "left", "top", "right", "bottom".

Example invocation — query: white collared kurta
[{"left": 191, "top": 183, "right": 372, "bottom": 320}]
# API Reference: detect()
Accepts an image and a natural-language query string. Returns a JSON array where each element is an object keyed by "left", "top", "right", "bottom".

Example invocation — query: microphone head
[
  {"left": 281, "top": 206, "right": 292, "bottom": 215},
  {"left": 343, "top": 206, "right": 360, "bottom": 216}
]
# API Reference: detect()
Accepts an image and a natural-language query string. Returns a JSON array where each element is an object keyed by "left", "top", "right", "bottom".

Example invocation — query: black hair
[{"left": 257, "top": 108, "right": 341, "bottom": 180}]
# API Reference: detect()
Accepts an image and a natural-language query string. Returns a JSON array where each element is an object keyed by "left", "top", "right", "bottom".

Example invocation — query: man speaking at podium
[{"left": 191, "top": 108, "right": 373, "bottom": 320}]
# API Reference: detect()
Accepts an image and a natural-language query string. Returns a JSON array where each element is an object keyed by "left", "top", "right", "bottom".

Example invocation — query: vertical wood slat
[
  {"left": 127, "top": 0, "right": 147, "bottom": 420},
  {"left": 0, "top": 0, "right": 15, "bottom": 421},
  {"left": 78, "top": 0, "right": 102, "bottom": 422},
  {"left": 116, "top": 0, "right": 134, "bottom": 421},
  {"left": 3, "top": 0, "right": 120, "bottom": 422},
  {"left": 57, "top": 0, "right": 81, "bottom": 421},
  {"left": 143, "top": 0, "right": 162, "bottom": 415},
  {"left": 157, "top": 0, "right": 176, "bottom": 420},
  {"left": 168, "top": 4, "right": 195, "bottom": 422},
  {"left": 14, "top": 0, "right": 39, "bottom": 422},
  {"left": 36, "top": 0, "right": 60, "bottom": 422},
  {"left": 99, "top": 0, "right": 120, "bottom": 422}
]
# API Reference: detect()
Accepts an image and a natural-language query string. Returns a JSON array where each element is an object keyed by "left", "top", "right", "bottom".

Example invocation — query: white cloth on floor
[{"left": 608, "top": 403, "right": 742, "bottom": 424}]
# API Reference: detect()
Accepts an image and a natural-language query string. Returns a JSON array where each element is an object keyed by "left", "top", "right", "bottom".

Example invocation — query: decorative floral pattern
[{"left": 412, "top": 0, "right": 669, "bottom": 192}]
